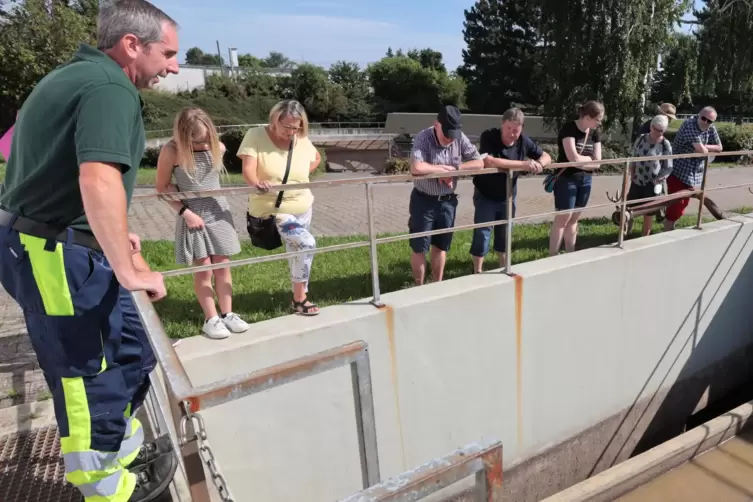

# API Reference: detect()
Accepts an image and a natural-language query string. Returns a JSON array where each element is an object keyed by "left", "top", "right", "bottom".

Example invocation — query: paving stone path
[{"left": 2, "top": 166, "right": 753, "bottom": 409}]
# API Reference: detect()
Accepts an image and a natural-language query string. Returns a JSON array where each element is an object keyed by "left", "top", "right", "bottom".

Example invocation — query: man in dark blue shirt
[{"left": 471, "top": 108, "right": 552, "bottom": 273}]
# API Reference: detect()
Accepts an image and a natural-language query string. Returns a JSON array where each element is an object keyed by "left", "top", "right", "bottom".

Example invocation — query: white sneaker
[
  {"left": 202, "top": 316, "right": 231, "bottom": 339},
  {"left": 221, "top": 313, "right": 249, "bottom": 333}
]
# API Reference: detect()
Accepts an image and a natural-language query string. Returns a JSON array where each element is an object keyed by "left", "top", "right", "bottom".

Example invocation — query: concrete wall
[
  {"left": 384, "top": 112, "right": 634, "bottom": 143},
  {"left": 324, "top": 148, "right": 389, "bottom": 174},
  {"left": 170, "top": 215, "right": 753, "bottom": 501}
]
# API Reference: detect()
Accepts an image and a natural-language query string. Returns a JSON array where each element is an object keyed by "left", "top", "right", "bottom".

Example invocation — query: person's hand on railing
[
  {"left": 250, "top": 179, "right": 272, "bottom": 193},
  {"left": 440, "top": 165, "right": 456, "bottom": 186},
  {"left": 528, "top": 159, "right": 544, "bottom": 174}
]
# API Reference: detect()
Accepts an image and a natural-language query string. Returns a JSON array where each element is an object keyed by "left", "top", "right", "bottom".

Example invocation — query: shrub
[
  {"left": 220, "top": 129, "right": 247, "bottom": 172},
  {"left": 383, "top": 157, "right": 411, "bottom": 174},
  {"left": 715, "top": 124, "right": 753, "bottom": 163},
  {"left": 141, "top": 146, "right": 161, "bottom": 167}
]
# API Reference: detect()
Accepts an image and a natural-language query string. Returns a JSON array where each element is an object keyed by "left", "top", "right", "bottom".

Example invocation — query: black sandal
[{"left": 292, "top": 297, "right": 320, "bottom": 316}]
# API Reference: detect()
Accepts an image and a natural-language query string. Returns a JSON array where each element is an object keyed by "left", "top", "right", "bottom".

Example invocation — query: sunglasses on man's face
[{"left": 700, "top": 116, "right": 715, "bottom": 124}]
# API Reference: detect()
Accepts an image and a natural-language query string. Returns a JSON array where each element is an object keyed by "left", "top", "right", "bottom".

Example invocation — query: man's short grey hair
[
  {"left": 501, "top": 107, "right": 525, "bottom": 125},
  {"left": 651, "top": 114, "right": 669, "bottom": 131},
  {"left": 97, "top": 0, "right": 178, "bottom": 51}
]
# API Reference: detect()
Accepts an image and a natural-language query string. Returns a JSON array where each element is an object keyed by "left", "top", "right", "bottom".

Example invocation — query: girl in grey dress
[{"left": 156, "top": 107, "right": 248, "bottom": 339}]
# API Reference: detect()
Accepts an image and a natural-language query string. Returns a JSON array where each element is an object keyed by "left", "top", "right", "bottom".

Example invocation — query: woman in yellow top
[{"left": 237, "top": 100, "right": 322, "bottom": 315}]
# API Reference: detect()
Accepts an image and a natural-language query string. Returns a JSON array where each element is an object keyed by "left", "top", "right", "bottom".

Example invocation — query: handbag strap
[{"left": 274, "top": 136, "right": 295, "bottom": 209}]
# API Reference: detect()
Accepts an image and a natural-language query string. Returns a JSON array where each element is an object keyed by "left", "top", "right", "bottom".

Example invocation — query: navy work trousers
[{"left": 0, "top": 215, "right": 156, "bottom": 501}]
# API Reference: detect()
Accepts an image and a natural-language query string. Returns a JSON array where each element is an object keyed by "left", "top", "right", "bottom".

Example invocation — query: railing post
[
  {"left": 351, "top": 350, "right": 381, "bottom": 488},
  {"left": 617, "top": 162, "right": 631, "bottom": 248},
  {"left": 504, "top": 173, "right": 514, "bottom": 274},
  {"left": 365, "top": 183, "right": 383, "bottom": 307},
  {"left": 696, "top": 156, "right": 710, "bottom": 229}
]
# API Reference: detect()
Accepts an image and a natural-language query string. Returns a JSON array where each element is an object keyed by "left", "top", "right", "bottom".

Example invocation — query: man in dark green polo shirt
[{"left": 0, "top": 1, "right": 180, "bottom": 501}]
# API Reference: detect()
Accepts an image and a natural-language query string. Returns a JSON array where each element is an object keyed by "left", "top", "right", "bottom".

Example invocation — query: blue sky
[{"left": 151, "top": 0, "right": 704, "bottom": 71}]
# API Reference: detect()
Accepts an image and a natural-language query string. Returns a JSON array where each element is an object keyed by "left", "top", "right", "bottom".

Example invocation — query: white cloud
[{"left": 156, "top": 3, "right": 466, "bottom": 70}]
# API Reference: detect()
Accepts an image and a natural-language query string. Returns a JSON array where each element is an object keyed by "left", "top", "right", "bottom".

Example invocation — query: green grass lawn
[{"left": 142, "top": 214, "right": 702, "bottom": 339}]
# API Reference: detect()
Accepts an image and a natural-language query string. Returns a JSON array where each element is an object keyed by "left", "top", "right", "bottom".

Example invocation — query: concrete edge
[
  {"left": 175, "top": 216, "right": 752, "bottom": 365},
  {"left": 539, "top": 399, "right": 753, "bottom": 502},
  {"left": 516, "top": 215, "right": 753, "bottom": 278}
]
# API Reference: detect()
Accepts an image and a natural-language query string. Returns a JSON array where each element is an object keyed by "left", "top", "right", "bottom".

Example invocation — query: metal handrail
[
  {"left": 146, "top": 122, "right": 387, "bottom": 137},
  {"left": 338, "top": 438, "right": 503, "bottom": 502},
  {"left": 132, "top": 149, "right": 753, "bottom": 202},
  {"left": 132, "top": 149, "right": 753, "bottom": 291}
]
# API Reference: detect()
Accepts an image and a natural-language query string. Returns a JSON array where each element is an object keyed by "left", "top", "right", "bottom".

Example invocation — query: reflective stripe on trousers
[{"left": 0, "top": 225, "right": 156, "bottom": 502}]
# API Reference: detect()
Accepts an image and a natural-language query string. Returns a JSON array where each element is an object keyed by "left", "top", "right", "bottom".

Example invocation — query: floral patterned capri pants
[{"left": 274, "top": 207, "right": 316, "bottom": 291}]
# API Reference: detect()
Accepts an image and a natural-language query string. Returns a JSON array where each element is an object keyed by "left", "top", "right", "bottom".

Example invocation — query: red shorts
[{"left": 665, "top": 175, "right": 693, "bottom": 222}]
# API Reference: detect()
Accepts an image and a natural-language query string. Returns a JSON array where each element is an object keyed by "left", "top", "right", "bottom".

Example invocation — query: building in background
[{"left": 154, "top": 65, "right": 292, "bottom": 93}]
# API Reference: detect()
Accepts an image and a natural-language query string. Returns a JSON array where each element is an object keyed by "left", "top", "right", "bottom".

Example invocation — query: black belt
[
  {"left": 415, "top": 189, "right": 457, "bottom": 202},
  {"left": 0, "top": 209, "right": 102, "bottom": 252}
]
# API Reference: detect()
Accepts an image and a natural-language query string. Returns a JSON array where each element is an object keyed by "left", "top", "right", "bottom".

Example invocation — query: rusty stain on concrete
[
  {"left": 514, "top": 273, "right": 524, "bottom": 451},
  {"left": 380, "top": 303, "right": 407, "bottom": 469}
]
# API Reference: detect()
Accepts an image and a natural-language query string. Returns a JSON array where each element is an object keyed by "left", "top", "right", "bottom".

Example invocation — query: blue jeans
[
  {"left": 553, "top": 174, "right": 592, "bottom": 210},
  {"left": 470, "top": 187, "right": 517, "bottom": 257},
  {"left": 408, "top": 188, "right": 458, "bottom": 253}
]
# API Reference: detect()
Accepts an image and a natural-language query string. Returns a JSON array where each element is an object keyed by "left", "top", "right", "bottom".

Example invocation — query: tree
[
  {"left": 237, "top": 53, "right": 264, "bottom": 69},
  {"left": 407, "top": 48, "right": 447, "bottom": 73},
  {"left": 0, "top": 0, "right": 96, "bottom": 131},
  {"left": 459, "top": 0, "right": 542, "bottom": 114},
  {"left": 536, "top": 0, "right": 691, "bottom": 134},
  {"left": 263, "top": 51, "right": 296, "bottom": 70},
  {"left": 367, "top": 56, "right": 465, "bottom": 116},
  {"left": 279, "top": 63, "right": 348, "bottom": 121},
  {"left": 651, "top": 33, "right": 698, "bottom": 107},
  {"left": 185, "top": 47, "right": 223, "bottom": 66},
  {"left": 329, "top": 61, "right": 372, "bottom": 120},
  {"left": 695, "top": 0, "right": 753, "bottom": 121}
]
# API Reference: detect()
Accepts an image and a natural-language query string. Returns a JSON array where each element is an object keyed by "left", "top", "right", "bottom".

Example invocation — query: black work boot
[
  {"left": 128, "top": 434, "right": 174, "bottom": 472},
  {"left": 128, "top": 447, "right": 178, "bottom": 502}
]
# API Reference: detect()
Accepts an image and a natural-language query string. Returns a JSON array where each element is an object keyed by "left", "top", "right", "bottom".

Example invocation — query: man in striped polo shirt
[{"left": 409, "top": 105, "right": 483, "bottom": 285}]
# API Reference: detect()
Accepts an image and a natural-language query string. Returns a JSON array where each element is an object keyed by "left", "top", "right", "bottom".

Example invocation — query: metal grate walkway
[{"left": 0, "top": 425, "right": 79, "bottom": 502}]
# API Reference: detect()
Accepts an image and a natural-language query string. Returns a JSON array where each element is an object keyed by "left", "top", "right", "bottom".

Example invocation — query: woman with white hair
[{"left": 626, "top": 114, "right": 673, "bottom": 236}]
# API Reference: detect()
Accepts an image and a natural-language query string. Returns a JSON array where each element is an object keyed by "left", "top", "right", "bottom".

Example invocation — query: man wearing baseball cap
[{"left": 408, "top": 105, "right": 483, "bottom": 285}]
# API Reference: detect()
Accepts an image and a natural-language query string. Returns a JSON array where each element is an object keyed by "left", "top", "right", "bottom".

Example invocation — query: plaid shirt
[
  {"left": 671, "top": 116, "right": 721, "bottom": 186},
  {"left": 410, "top": 127, "right": 481, "bottom": 196}
]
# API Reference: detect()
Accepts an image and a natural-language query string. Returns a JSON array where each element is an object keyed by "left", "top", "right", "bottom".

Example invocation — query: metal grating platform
[{"left": 0, "top": 425, "right": 79, "bottom": 502}]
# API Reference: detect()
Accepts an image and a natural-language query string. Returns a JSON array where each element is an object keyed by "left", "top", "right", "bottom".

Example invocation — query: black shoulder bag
[{"left": 246, "top": 137, "right": 294, "bottom": 250}]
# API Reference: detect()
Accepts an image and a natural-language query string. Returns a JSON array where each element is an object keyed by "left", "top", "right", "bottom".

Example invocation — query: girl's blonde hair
[
  {"left": 172, "top": 107, "right": 225, "bottom": 174},
  {"left": 268, "top": 100, "right": 310, "bottom": 138}
]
